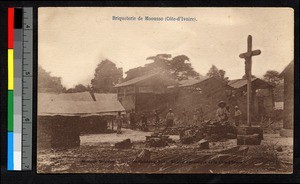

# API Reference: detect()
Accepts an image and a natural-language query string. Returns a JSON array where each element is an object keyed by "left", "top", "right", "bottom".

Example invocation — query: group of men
[
  {"left": 181, "top": 108, "right": 204, "bottom": 125},
  {"left": 216, "top": 101, "right": 242, "bottom": 126},
  {"left": 128, "top": 109, "right": 175, "bottom": 132},
  {"left": 125, "top": 109, "right": 151, "bottom": 132},
  {"left": 115, "top": 101, "right": 242, "bottom": 134},
  {"left": 181, "top": 101, "right": 242, "bottom": 126}
]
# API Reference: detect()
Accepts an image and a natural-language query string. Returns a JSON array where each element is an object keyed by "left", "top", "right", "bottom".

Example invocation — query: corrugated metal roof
[
  {"left": 115, "top": 72, "right": 177, "bottom": 87},
  {"left": 94, "top": 93, "right": 118, "bottom": 101},
  {"left": 228, "top": 78, "right": 257, "bottom": 89},
  {"left": 115, "top": 73, "right": 159, "bottom": 87},
  {"left": 38, "top": 92, "right": 93, "bottom": 101},
  {"left": 38, "top": 92, "right": 125, "bottom": 116},
  {"left": 228, "top": 78, "right": 273, "bottom": 89},
  {"left": 178, "top": 76, "right": 209, "bottom": 87}
]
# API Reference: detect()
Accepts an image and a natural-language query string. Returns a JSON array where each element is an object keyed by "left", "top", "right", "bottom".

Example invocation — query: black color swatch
[{"left": 14, "top": 8, "right": 23, "bottom": 29}]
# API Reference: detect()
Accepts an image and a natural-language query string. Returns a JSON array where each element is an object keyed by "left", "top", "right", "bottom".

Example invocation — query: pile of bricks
[{"left": 146, "top": 133, "right": 174, "bottom": 147}]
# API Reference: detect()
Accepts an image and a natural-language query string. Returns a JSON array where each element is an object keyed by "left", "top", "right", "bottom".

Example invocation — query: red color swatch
[{"left": 8, "top": 8, "right": 14, "bottom": 49}]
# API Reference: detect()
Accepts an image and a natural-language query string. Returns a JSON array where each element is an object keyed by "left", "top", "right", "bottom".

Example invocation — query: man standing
[
  {"left": 116, "top": 111, "right": 122, "bottom": 134},
  {"left": 197, "top": 107, "right": 204, "bottom": 123},
  {"left": 225, "top": 106, "right": 231, "bottom": 121},
  {"left": 154, "top": 109, "right": 160, "bottom": 129},
  {"left": 182, "top": 108, "right": 188, "bottom": 125},
  {"left": 193, "top": 109, "right": 198, "bottom": 125},
  {"left": 166, "top": 109, "right": 174, "bottom": 128},
  {"left": 234, "top": 106, "right": 242, "bottom": 126},
  {"left": 129, "top": 109, "right": 136, "bottom": 130},
  {"left": 140, "top": 113, "right": 148, "bottom": 131}
]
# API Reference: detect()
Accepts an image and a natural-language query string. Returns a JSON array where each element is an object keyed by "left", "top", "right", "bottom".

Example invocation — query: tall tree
[
  {"left": 38, "top": 65, "right": 65, "bottom": 93},
  {"left": 125, "top": 54, "right": 199, "bottom": 81},
  {"left": 124, "top": 67, "right": 148, "bottom": 81},
  {"left": 263, "top": 70, "right": 282, "bottom": 86},
  {"left": 91, "top": 59, "right": 123, "bottom": 93},
  {"left": 168, "top": 55, "right": 199, "bottom": 80},
  {"left": 207, "top": 65, "right": 220, "bottom": 78},
  {"left": 206, "top": 65, "right": 229, "bottom": 82},
  {"left": 263, "top": 70, "right": 283, "bottom": 101}
]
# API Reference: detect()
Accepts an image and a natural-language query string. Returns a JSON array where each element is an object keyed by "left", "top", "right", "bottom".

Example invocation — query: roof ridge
[{"left": 115, "top": 72, "right": 166, "bottom": 87}]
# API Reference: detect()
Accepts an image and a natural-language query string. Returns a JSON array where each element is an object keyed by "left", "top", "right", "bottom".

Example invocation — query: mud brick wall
[
  {"left": 38, "top": 116, "right": 80, "bottom": 150},
  {"left": 229, "top": 89, "right": 274, "bottom": 121},
  {"left": 37, "top": 116, "right": 52, "bottom": 150},
  {"left": 283, "top": 68, "right": 294, "bottom": 129},
  {"left": 80, "top": 116, "right": 108, "bottom": 134},
  {"left": 136, "top": 93, "right": 176, "bottom": 114},
  {"left": 173, "top": 79, "right": 232, "bottom": 121}
]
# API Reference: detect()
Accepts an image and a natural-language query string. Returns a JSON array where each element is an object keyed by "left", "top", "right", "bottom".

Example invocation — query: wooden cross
[{"left": 239, "top": 35, "right": 261, "bottom": 126}]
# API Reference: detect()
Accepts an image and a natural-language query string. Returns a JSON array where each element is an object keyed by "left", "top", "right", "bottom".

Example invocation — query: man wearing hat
[{"left": 216, "top": 101, "right": 228, "bottom": 122}]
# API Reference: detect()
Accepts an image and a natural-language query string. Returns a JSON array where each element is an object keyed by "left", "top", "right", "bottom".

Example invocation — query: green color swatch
[{"left": 8, "top": 90, "right": 14, "bottom": 132}]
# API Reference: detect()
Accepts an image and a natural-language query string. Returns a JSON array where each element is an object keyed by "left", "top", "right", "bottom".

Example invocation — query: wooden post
[
  {"left": 247, "top": 36, "right": 252, "bottom": 126},
  {"left": 239, "top": 35, "right": 261, "bottom": 126},
  {"left": 134, "top": 85, "right": 137, "bottom": 113}
]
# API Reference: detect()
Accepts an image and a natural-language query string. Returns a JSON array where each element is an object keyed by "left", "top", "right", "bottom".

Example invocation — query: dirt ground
[{"left": 37, "top": 126, "right": 293, "bottom": 174}]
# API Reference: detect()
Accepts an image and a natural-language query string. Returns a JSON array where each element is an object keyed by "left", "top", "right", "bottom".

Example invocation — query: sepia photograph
[{"left": 37, "top": 7, "right": 294, "bottom": 174}]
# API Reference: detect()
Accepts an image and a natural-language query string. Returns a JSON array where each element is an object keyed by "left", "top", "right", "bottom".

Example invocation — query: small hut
[
  {"left": 279, "top": 60, "right": 294, "bottom": 136},
  {"left": 228, "top": 78, "right": 274, "bottom": 121},
  {"left": 37, "top": 92, "right": 125, "bottom": 149}
]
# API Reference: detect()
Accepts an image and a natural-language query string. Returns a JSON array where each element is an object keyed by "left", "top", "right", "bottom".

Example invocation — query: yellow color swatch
[{"left": 8, "top": 49, "right": 14, "bottom": 90}]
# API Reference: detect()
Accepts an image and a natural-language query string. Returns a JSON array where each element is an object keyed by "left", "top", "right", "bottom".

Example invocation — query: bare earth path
[{"left": 37, "top": 128, "right": 293, "bottom": 174}]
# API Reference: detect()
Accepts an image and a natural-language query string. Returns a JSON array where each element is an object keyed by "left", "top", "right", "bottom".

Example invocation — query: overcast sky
[{"left": 39, "top": 8, "right": 294, "bottom": 89}]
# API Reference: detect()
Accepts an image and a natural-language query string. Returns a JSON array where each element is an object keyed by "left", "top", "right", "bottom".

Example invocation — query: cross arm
[{"left": 239, "top": 49, "right": 261, "bottom": 59}]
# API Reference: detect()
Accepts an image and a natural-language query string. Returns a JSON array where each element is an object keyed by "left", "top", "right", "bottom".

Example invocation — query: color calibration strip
[
  {"left": 8, "top": 7, "right": 15, "bottom": 171},
  {"left": 7, "top": 7, "right": 33, "bottom": 171}
]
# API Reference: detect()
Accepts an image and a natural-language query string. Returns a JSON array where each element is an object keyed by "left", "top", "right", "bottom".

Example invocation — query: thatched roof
[{"left": 38, "top": 92, "right": 125, "bottom": 116}]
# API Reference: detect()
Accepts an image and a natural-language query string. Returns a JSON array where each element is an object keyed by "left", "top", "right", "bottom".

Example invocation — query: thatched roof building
[{"left": 38, "top": 92, "right": 125, "bottom": 149}]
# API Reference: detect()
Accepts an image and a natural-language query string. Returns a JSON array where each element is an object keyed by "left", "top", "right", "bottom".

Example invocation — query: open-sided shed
[
  {"left": 38, "top": 92, "right": 125, "bottom": 149},
  {"left": 228, "top": 78, "right": 274, "bottom": 121},
  {"left": 115, "top": 72, "right": 177, "bottom": 113}
]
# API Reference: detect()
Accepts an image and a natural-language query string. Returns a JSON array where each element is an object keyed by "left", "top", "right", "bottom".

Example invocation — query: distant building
[
  {"left": 115, "top": 73, "right": 276, "bottom": 123},
  {"left": 171, "top": 76, "right": 233, "bottom": 120},
  {"left": 38, "top": 92, "right": 125, "bottom": 149},
  {"left": 115, "top": 73, "right": 177, "bottom": 113},
  {"left": 280, "top": 60, "right": 294, "bottom": 130},
  {"left": 228, "top": 78, "right": 274, "bottom": 121}
]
